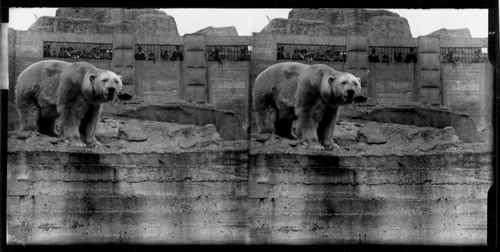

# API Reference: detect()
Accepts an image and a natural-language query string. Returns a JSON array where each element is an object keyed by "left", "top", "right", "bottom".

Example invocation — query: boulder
[
  {"left": 261, "top": 18, "right": 330, "bottom": 35},
  {"left": 333, "top": 121, "right": 360, "bottom": 145},
  {"left": 118, "top": 120, "right": 147, "bottom": 142},
  {"left": 195, "top": 26, "right": 239, "bottom": 36},
  {"left": 357, "top": 123, "right": 387, "bottom": 144},
  {"left": 28, "top": 8, "right": 179, "bottom": 36},
  {"left": 344, "top": 104, "right": 483, "bottom": 143},
  {"left": 114, "top": 103, "right": 246, "bottom": 140},
  {"left": 261, "top": 8, "right": 413, "bottom": 38},
  {"left": 95, "top": 119, "right": 121, "bottom": 138},
  {"left": 427, "top": 28, "right": 472, "bottom": 39}
]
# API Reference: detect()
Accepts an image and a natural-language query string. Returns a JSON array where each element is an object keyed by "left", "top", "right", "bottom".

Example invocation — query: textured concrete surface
[{"left": 7, "top": 133, "right": 492, "bottom": 245}]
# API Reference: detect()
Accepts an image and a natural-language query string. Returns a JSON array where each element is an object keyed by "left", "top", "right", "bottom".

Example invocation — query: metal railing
[
  {"left": 276, "top": 43, "right": 347, "bottom": 62},
  {"left": 43, "top": 41, "right": 113, "bottom": 60},
  {"left": 368, "top": 46, "right": 418, "bottom": 64},
  {"left": 206, "top": 45, "right": 251, "bottom": 61},
  {"left": 134, "top": 44, "right": 184, "bottom": 61},
  {"left": 440, "top": 47, "right": 488, "bottom": 64}
]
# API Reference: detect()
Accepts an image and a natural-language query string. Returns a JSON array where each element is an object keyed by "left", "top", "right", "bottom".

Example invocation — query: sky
[{"left": 8, "top": 8, "right": 489, "bottom": 38}]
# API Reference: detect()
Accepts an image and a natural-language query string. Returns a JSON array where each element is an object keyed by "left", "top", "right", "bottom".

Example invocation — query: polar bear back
[
  {"left": 253, "top": 62, "right": 310, "bottom": 109},
  {"left": 15, "top": 60, "right": 71, "bottom": 106}
]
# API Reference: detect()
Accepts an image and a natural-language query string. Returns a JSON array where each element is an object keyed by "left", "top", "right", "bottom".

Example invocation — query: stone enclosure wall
[
  {"left": 7, "top": 150, "right": 492, "bottom": 245},
  {"left": 8, "top": 30, "right": 492, "bottom": 129}
]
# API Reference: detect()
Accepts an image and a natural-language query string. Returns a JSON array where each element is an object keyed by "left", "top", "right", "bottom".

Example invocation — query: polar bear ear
[
  {"left": 328, "top": 76, "right": 335, "bottom": 85},
  {"left": 320, "top": 75, "right": 335, "bottom": 97},
  {"left": 117, "top": 75, "right": 122, "bottom": 81},
  {"left": 89, "top": 74, "right": 96, "bottom": 82},
  {"left": 356, "top": 77, "right": 361, "bottom": 83}
]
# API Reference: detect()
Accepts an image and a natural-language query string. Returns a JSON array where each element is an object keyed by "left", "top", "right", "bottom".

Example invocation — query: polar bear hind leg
[
  {"left": 256, "top": 105, "right": 277, "bottom": 134},
  {"left": 38, "top": 104, "right": 59, "bottom": 137},
  {"left": 16, "top": 92, "right": 41, "bottom": 133}
]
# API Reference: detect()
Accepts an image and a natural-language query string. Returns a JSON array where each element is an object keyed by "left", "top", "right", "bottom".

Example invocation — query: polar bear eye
[
  {"left": 341, "top": 80, "right": 348, "bottom": 85},
  {"left": 103, "top": 78, "right": 109, "bottom": 82}
]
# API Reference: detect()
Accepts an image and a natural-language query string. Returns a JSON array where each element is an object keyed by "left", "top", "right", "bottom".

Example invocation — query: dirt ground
[
  {"left": 250, "top": 119, "right": 492, "bottom": 156},
  {"left": 7, "top": 115, "right": 491, "bottom": 156}
]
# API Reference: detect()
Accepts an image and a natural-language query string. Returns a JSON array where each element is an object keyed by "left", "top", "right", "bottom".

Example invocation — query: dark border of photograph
[{"left": 0, "top": 0, "right": 498, "bottom": 251}]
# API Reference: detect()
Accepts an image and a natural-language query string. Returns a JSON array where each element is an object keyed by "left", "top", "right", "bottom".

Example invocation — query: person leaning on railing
[
  {"left": 404, "top": 48, "right": 418, "bottom": 63},
  {"left": 135, "top": 46, "right": 146, "bottom": 60},
  {"left": 394, "top": 52, "right": 403, "bottom": 63},
  {"left": 171, "top": 46, "right": 183, "bottom": 61},
  {"left": 161, "top": 49, "right": 169, "bottom": 61}
]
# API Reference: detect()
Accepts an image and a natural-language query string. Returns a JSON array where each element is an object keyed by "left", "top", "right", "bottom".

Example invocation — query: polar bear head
[
  {"left": 320, "top": 69, "right": 362, "bottom": 105},
  {"left": 84, "top": 70, "right": 123, "bottom": 103}
]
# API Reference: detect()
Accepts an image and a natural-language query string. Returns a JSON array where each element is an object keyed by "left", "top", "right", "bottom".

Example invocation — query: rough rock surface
[
  {"left": 261, "top": 8, "right": 413, "bottom": 38},
  {"left": 250, "top": 120, "right": 480, "bottom": 156},
  {"left": 7, "top": 117, "right": 239, "bottom": 154},
  {"left": 194, "top": 26, "right": 239, "bottom": 36},
  {"left": 104, "top": 102, "right": 246, "bottom": 141},
  {"left": 118, "top": 119, "right": 148, "bottom": 142},
  {"left": 7, "top": 116, "right": 490, "bottom": 157},
  {"left": 357, "top": 123, "right": 387, "bottom": 144},
  {"left": 28, "top": 8, "right": 179, "bottom": 36},
  {"left": 341, "top": 103, "right": 483, "bottom": 143},
  {"left": 427, "top": 28, "right": 472, "bottom": 39}
]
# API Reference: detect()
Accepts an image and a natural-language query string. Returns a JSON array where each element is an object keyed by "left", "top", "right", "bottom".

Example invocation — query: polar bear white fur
[
  {"left": 15, "top": 60, "right": 122, "bottom": 147},
  {"left": 253, "top": 62, "right": 363, "bottom": 150}
]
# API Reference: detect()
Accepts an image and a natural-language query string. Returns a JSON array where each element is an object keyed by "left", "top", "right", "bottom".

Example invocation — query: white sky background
[{"left": 8, "top": 8, "right": 489, "bottom": 38}]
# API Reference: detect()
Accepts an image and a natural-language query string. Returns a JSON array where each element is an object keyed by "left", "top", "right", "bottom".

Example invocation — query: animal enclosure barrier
[
  {"left": 440, "top": 47, "right": 488, "bottom": 64},
  {"left": 276, "top": 43, "right": 347, "bottom": 62},
  {"left": 368, "top": 46, "right": 418, "bottom": 64},
  {"left": 206, "top": 45, "right": 251, "bottom": 61},
  {"left": 43, "top": 41, "right": 113, "bottom": 60},
  {"left": 134, "top": 44, "right": 184, "bottom": 62}
]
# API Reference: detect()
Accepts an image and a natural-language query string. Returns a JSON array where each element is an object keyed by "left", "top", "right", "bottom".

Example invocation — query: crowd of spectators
[
  {"left": 135, "top": 45, "right": 184, "bottom": 63},
  {"left": 43, "top": 44, "right": 113, "bottom": 60},
  {"left": 441, "top": 49, "right": 485, "bottom": 64},
  {"left": 369, "top": 48, "right": 417, "bottom": 64},
  {"left": 207, "top": 46, "right": 250, "bottom": 62},
  {"left": 277, "top": 46, "right": 347, "bottom": 62}
]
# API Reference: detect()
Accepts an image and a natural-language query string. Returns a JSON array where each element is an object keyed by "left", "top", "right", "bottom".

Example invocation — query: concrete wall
[
  {"left": 7, "top": 150, "right": 249, "bottom": 244},
  {"left": 416, "top": 36, "right": 442, "bottom": 105},
  {"left": 247, "top": 153, "right": 491, "bottom": 244},
  {"left": 208, "top": 62, "right": 250, "bottom": 128},
  {"left": 442, "top": 63, "right": 492, "bottom": 126},
  {"left": 438, "top": 38, "right": 491, "bottom": 128},
  {"left": 135, "top": 61, "right": 181, "bottom": 103},
  {"left": 369, "top": 63, "right": 414, "bottom": 104},
  {"left": 7, "top": 150, "right": 492, "bottom": 245}
]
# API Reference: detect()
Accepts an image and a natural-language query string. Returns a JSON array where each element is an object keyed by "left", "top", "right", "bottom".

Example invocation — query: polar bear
[
  {"left": 253, "top": 62, "right": 365, "bottom": 150},
  {"left": 15, "top": 60, "right": 123, "bottom": 147}
]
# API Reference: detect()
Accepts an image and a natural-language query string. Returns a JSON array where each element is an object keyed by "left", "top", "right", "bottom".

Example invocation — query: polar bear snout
[
  {"left": 104, "top": 87, "right": 116, "bottom": 101},
  {"left": 342, "top": 88, "right": 357, "bottom": 103},
  {"left": 346, "top": 89, "right": 356, "bottom": 99},
  {"left": 107, "top": 87, "right": 116, "bottom": 96}
]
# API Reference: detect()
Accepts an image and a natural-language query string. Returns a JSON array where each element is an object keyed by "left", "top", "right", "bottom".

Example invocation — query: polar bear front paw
[
  {"left": 323, "top": 140, "right": 340, "bottom": 151},
  {"left": 85, "top": 139, "right": 103, "bottom": 148},
  {"left": 65, "top": 139, "right": 87, "bottom": 148},
  {"left": 307, "top": 142, "right": 325, "bottom": 150}
]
